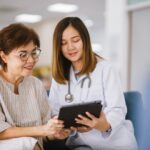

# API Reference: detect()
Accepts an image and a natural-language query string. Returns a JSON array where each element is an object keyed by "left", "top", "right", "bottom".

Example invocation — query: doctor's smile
[{"left": 68, "top": 52, "right": 78, "bottom": 57}]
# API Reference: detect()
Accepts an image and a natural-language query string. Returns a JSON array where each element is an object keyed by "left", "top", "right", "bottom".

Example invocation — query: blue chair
[{"left": 124, "top": 91, "right": 143, "bottom": 146}]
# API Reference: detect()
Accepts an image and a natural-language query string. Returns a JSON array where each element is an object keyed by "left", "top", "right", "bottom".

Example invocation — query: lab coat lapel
[
  {"left": 70, "top": 67, "right": 77, "bottom": 84},
  {"left": 70, "top": 66, "right": 88, "bottom": 85}
]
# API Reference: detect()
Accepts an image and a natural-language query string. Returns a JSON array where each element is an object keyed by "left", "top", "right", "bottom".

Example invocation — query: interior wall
[
  {"left": 105, "top": 0, "right": 128, "bottom": 90},
  {"left": 30, "top": 20, "right": 57, "bottom": 67},
  {"left": 130, "top": 7, "right": 150, "bottom": 93}
]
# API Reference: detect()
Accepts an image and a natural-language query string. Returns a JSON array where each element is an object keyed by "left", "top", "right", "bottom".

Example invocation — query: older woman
[{"left": 0, "top": 23, "right": 70, "bottom": 150}]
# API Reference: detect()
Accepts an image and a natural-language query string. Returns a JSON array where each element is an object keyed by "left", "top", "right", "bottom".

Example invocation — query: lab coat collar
[
  {"left": 69, "top": 67, "right": 76, "bottom": 84},
  {"left": 70, "top": 66, "right": 88, "bottom": 84}
]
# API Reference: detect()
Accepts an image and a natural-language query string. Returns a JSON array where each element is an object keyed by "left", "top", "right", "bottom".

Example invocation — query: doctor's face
[{"left": 61, "top": 25, "right": 83, "bottom": 64}]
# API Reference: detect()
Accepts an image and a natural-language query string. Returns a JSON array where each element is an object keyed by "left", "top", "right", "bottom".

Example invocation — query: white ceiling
[
  {"left": 0, "top": 0, "right": 106, "bottom": 47},
  {"left": 0, "top": 0, "right": 105, "bottom": 28}
]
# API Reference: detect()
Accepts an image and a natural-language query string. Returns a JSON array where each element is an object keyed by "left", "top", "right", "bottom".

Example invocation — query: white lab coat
[{"left": 49, "top": 60, "right": 137, "bottom": 150}]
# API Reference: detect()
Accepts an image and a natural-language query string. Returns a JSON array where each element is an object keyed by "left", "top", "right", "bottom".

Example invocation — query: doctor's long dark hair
[{"left": 52, "top": 17, "right": 97, "bottom": 84}]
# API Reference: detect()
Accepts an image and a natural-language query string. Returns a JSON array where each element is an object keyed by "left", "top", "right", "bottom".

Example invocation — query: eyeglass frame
[{"left": 13, "top": 47, "right": 42, "bottom": 61}]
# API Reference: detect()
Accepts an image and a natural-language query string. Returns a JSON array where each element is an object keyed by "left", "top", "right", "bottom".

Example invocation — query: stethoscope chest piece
[
  {"left": 65, "top": 94, "right": 73, "bottom": 103},
  {"left": 65, "top": 74, "right": 91, "bottom": 103}
]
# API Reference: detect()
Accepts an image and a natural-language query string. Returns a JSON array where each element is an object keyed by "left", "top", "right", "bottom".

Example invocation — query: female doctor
[{"left": 49, "top": 17, "right": 137, "bottom": 150}]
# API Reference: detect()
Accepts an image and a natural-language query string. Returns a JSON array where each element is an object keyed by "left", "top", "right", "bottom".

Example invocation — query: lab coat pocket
[
  {"left": 105, "top": 125, "right": 137, "bottom": 149},
  {"left": 89, "top": 85, "right": 103, "bottom": 101}
]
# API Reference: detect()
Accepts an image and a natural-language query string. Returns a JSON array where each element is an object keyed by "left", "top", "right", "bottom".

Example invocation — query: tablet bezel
[{"left": 58, "top": 101, "right": 102, "bottom": 128}]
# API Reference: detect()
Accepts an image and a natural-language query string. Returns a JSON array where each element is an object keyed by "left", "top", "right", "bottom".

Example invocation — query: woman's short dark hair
[{"left": 0, "top": 23, "right": 40, "bottom": 69}]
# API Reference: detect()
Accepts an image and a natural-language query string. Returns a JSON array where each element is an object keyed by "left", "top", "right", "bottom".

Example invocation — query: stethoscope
[{"left": 65, "top": 75, "right": 91, "bottom": 103}]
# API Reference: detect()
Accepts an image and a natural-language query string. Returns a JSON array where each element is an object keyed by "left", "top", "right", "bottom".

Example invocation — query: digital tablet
[{"left": 58, "top": 101, "right": 102, "bottom": 128}]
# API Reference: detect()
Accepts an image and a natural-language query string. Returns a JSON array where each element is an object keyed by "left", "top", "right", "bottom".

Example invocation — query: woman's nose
[
  {"left": 26, "top": 54, "right": 35, "bottom": 62},
  {"left": 67, "top": 42, "right": 75, "bottom": 50}
]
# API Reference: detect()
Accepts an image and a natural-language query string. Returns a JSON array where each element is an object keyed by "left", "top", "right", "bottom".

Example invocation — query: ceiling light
[
  {"left": 84, "top": 19, "right": 94, "bottom": 27},
  {"left": 48, "top": 3, "right": 78, "bottom": 13},
  {"left": 15, "top": 14, "right": 42, "bottom": 23}
]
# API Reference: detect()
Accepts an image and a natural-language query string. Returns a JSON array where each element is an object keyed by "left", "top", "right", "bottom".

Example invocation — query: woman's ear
[{"left": 0, "top": 51, "right": 7, "bottom": 63}]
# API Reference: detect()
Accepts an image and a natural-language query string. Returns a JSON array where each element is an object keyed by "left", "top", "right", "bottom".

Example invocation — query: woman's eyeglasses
[{"left": 17, "top": 48, "right": 41, "bottom": 61}]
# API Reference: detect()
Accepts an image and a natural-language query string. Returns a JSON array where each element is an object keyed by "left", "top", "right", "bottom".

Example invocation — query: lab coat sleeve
[
  {"left": 48, "top": 79, "right": 61, "bottom": 117},
  {"left": 102, "top": 63, "right": 127, "bottom": 130}
]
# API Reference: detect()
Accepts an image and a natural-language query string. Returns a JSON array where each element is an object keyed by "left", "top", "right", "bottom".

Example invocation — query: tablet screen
[{"left": 58, "top": 101, "right": 102, "bottom": 128}]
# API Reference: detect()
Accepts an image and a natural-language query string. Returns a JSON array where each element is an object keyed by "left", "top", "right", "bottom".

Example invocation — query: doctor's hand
[{"left": 75, "top": 112, "right": 111, "bottom": 132}]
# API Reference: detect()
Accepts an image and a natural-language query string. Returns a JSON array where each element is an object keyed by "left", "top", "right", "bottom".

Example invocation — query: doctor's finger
[
  {"left": 78, "top": 126, "right": 89, "bottom": 131},
  {"left": 77, "top": 114, "right": 90, "bottom": 121},
  {"left": 75, "top": 118, "right": 91, "bottom": 126},
  {"left": 75, "top": 117, "right": 85, "bottom": 123},
  {"left": 85, "top": 112, "right": 97, "bottom": 120},
  {"left": 100, "top": 112, "right": 106, "bottom": 117}
]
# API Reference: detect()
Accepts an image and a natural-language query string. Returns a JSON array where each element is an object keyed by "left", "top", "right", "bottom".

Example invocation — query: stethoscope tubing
[{"left": 65, "top": 75, "right": 91, "bottom": 103}]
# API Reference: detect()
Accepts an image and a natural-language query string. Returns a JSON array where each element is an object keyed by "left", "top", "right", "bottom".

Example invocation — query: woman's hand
[
  {"left": 54, "top": 129, "right": 71, "bottom": 139},
  {"left": 42, "top": 116, "right": 64, "bottom": 138},
  {"left": 75, "top": 112, "right": 111, "bottom": 132},
  {"left": 43, "top": 116, "right": 71, "bottom": 140}
]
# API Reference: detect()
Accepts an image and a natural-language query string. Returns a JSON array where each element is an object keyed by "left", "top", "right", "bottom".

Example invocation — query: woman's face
[
  {"left": 1, "top": 41, "right": 40, "bottom": 77},
  {"left": 61, "top": 25, "right": 83, "bottom": 64}
]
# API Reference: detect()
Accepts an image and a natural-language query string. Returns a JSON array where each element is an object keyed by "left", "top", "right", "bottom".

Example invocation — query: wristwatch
[{"left": 106, "top": 127, "right": 112, "bottom": 132}]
